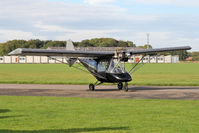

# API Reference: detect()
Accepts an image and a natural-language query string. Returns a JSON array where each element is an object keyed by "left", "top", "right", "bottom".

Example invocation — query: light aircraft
[{"left": 9, "top": 40, "right": 191, "bottom": 91}]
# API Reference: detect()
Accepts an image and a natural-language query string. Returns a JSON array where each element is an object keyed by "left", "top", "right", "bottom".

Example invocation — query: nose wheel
[
  {"left": 117, "top": 82, "right": 123, "bottom": 90},
  {"left": 117, "top": 82, "right": 128, "bottom": 91},
  {"left": 123, "top": 82, "right": 128, "bottom": 92}
]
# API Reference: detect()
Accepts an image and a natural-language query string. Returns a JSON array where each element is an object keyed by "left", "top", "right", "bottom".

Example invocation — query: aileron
[{"left": 129, "top": 46, "right": 191, "bottom": 55}]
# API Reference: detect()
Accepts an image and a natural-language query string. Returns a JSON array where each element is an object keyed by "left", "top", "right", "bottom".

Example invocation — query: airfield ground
[
  {"left": 0, "top": 63, "right": 199, "bottom": 86},
  {"left": 0, "top": 87, "right": 199, "bottom": 133},
  {"left": 0, "top": 84, "right": 199, "bottom": 100},
  {"left": 0, "top": 63, "right": 199, "bottom": 132}
]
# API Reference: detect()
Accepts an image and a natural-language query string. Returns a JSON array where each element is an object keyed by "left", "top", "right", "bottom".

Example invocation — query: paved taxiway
[{"left": 0, "top": 84, "right": 199, "bottom": 100}]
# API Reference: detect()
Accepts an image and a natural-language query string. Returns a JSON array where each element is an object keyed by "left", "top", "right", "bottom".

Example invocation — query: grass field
[
  {"left": 0, "top": 96, "right": 199, "bottom": 133},
  {"left": 0, "top": 63, "right": 199, "bottom": 86}
]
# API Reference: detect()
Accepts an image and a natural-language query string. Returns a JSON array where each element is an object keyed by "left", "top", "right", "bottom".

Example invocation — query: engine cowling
[{"left": 116, "top": 51, "right": 130, "bottom": 62}]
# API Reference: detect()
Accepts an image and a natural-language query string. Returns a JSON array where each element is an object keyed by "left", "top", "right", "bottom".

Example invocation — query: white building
[{"left": 128, "top": 55, "right": 179, "bottom": 63}]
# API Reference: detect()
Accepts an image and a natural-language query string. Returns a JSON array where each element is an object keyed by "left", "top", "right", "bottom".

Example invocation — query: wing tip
[{"left": 187, "top": 46, "right": 192, "bottom": 50}]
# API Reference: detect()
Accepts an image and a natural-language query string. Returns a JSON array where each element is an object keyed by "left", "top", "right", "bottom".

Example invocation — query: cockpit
[
  {"left": 108, "top": 59, "right": 126, "bottom": 73},
  {"left": 82, "top": 58, "right": 126, "bottom": 74}
]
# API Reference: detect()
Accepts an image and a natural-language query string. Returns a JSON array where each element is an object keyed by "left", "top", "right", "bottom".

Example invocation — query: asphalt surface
[{"left": 0, "top": 84, "right": 199, "bottom": 100}]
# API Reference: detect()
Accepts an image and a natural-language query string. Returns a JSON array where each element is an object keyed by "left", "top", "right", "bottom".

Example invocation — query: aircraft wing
[
  {"left": 9, "top": 46, "right": 191, "bottom": 58},
  {"left": 128, "top": 46, "right": 191, "bottom": 55},
  {"left": 8, "top": 48, "right": 114, "bottom": 57}
]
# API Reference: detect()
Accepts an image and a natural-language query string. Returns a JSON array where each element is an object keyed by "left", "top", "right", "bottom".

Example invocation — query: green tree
[
  {"left": 42, "top": 41, "right": 66, "bottom": 48},
  {"left": 189, "top": 52, "right": 199, "bottom": 61},
  {"left": 127, "top": 41, "right": 136, "bottom": 47},
  {"left": 138, "top": 44, "right": 152, "bottom": 49}
]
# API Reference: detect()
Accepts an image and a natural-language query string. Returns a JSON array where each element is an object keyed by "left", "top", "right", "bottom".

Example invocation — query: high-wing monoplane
[{"left": 9, "top": 40, "right": 191, "bottom": 91}]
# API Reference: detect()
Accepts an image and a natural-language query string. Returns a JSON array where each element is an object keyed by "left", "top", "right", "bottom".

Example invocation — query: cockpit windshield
[{"left": 108, "top": 59, "right": 126, "bottom": 74}]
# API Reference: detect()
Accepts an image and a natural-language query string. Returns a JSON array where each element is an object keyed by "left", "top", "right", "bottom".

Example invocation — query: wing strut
[
  {"left": 48, "top": 56, "right": 90, "bottom": 74},
  {"left": 48, "top": 56, "right": 108, "bottom": 79},
  {"left": 129, "top": 55, "right": 146, "bottom": 75}
]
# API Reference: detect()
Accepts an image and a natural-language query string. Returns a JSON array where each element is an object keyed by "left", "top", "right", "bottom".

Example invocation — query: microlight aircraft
[{"left": 9, "top": 40, "right": 191, "bottom": 91}]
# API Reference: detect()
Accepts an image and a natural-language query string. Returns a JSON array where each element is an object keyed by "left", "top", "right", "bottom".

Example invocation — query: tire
[
  {"left": 123, "top": 82, "right": 128, "bottom": 92},
  {"left": 89, "top": 84, "right": 95, "bottom": 91},
  {"left": 117, "top": 82, "right": 123, "bottom": 90}
]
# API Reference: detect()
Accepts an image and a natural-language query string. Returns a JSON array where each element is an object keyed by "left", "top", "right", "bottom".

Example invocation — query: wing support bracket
[{"left": 66, "top": 58, "right": 77, "bottom": 67}]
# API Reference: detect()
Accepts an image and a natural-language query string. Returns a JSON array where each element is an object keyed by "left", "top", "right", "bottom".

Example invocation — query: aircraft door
[{"left": 97, "top": 60, "right": 109, "bottom": 77}]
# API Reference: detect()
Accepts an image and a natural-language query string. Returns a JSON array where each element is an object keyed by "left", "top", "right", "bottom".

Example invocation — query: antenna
[{"left": 146, "top": 33, "right": 150, "bottom": 49}]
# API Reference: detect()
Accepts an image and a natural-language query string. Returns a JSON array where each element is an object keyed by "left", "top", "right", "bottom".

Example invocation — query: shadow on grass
[
  {"left": 0, "top": 109, "right": 10, "bottom": 113},
  {"left": 0, "top": 115, "right": 25, "bottom": 119},
  {"left": 0, "top": 127, "right": 129, "bottom": 133}
]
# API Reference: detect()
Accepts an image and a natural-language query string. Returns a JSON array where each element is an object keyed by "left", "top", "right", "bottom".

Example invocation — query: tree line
[
  {"left": 189, "top": 52, "right": 199, "bottom": 61},
  {"left": 0, "top": 38, "right": 192, "bottom": 61}
]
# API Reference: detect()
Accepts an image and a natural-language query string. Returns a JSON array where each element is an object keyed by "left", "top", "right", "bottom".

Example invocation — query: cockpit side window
[
  {"left": 97, "top": 60, "right": 109, "bottom": 72},
  {"left": 83, "top": 59, "right": 97, "bottom": 69},
  {"left": 97, "top": 64, "right": 106, "bottom": 72}
]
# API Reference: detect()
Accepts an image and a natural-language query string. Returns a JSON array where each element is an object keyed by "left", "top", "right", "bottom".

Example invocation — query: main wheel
[
  {"left": 123, "top": 82, "right": 128, "bottom": 92},
  {"left": 117, "top": 82, "right": 123, "bottom": 90},
  {"left": 89, "top": 84, "right": 95, "bottom": 91}
]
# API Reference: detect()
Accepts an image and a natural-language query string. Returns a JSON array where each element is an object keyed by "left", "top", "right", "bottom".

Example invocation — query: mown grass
[
  {"left": 0, "top": 96, "right": 199, "bottom": 133},
  {"left": 0, "top": 63, "right": 199, "bottom": 86}
]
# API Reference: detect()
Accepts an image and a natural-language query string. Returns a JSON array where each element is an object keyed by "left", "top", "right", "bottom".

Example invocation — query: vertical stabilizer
[{"left": 66, "top": 39, "right": 75, "bottom": 51}]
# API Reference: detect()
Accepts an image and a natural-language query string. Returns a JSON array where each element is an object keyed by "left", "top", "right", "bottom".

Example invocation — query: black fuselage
[{"left": 79, "top": 58, "right": 132, "bottom": 83}]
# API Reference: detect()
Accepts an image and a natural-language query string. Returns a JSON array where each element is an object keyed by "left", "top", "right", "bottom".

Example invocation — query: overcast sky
[{"left": 0, "top": 0, "right": 198, "bottom": 51}]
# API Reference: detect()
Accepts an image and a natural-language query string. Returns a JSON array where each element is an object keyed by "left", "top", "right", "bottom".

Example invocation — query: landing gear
[
  {"left": 89, "top": 81, "right": 128, "bottom": 91},
  {"left": 118, "top": 82, "right": 128, "bottom": 91},
  {"left": 89, "top": 84, "right": 95, "bottom": 91},
  {"left": 89, "top": 81, "right": 103, "bottom": 91},
  {"left": 123, "top": 82, "right": 128, "bottom": 92},
  {"left": 117, "top": 82, "right": 123, "bottom": 90}
]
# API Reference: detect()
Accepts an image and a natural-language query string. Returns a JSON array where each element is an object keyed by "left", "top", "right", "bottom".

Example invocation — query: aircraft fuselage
[{"left": 79, "top": 58, "right": 132, "bottom": 83}]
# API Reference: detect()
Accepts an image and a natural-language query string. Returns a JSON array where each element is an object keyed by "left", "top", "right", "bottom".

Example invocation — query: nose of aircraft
[{"left": 112, "top": 72, "right": 132, "bottom": 82}]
